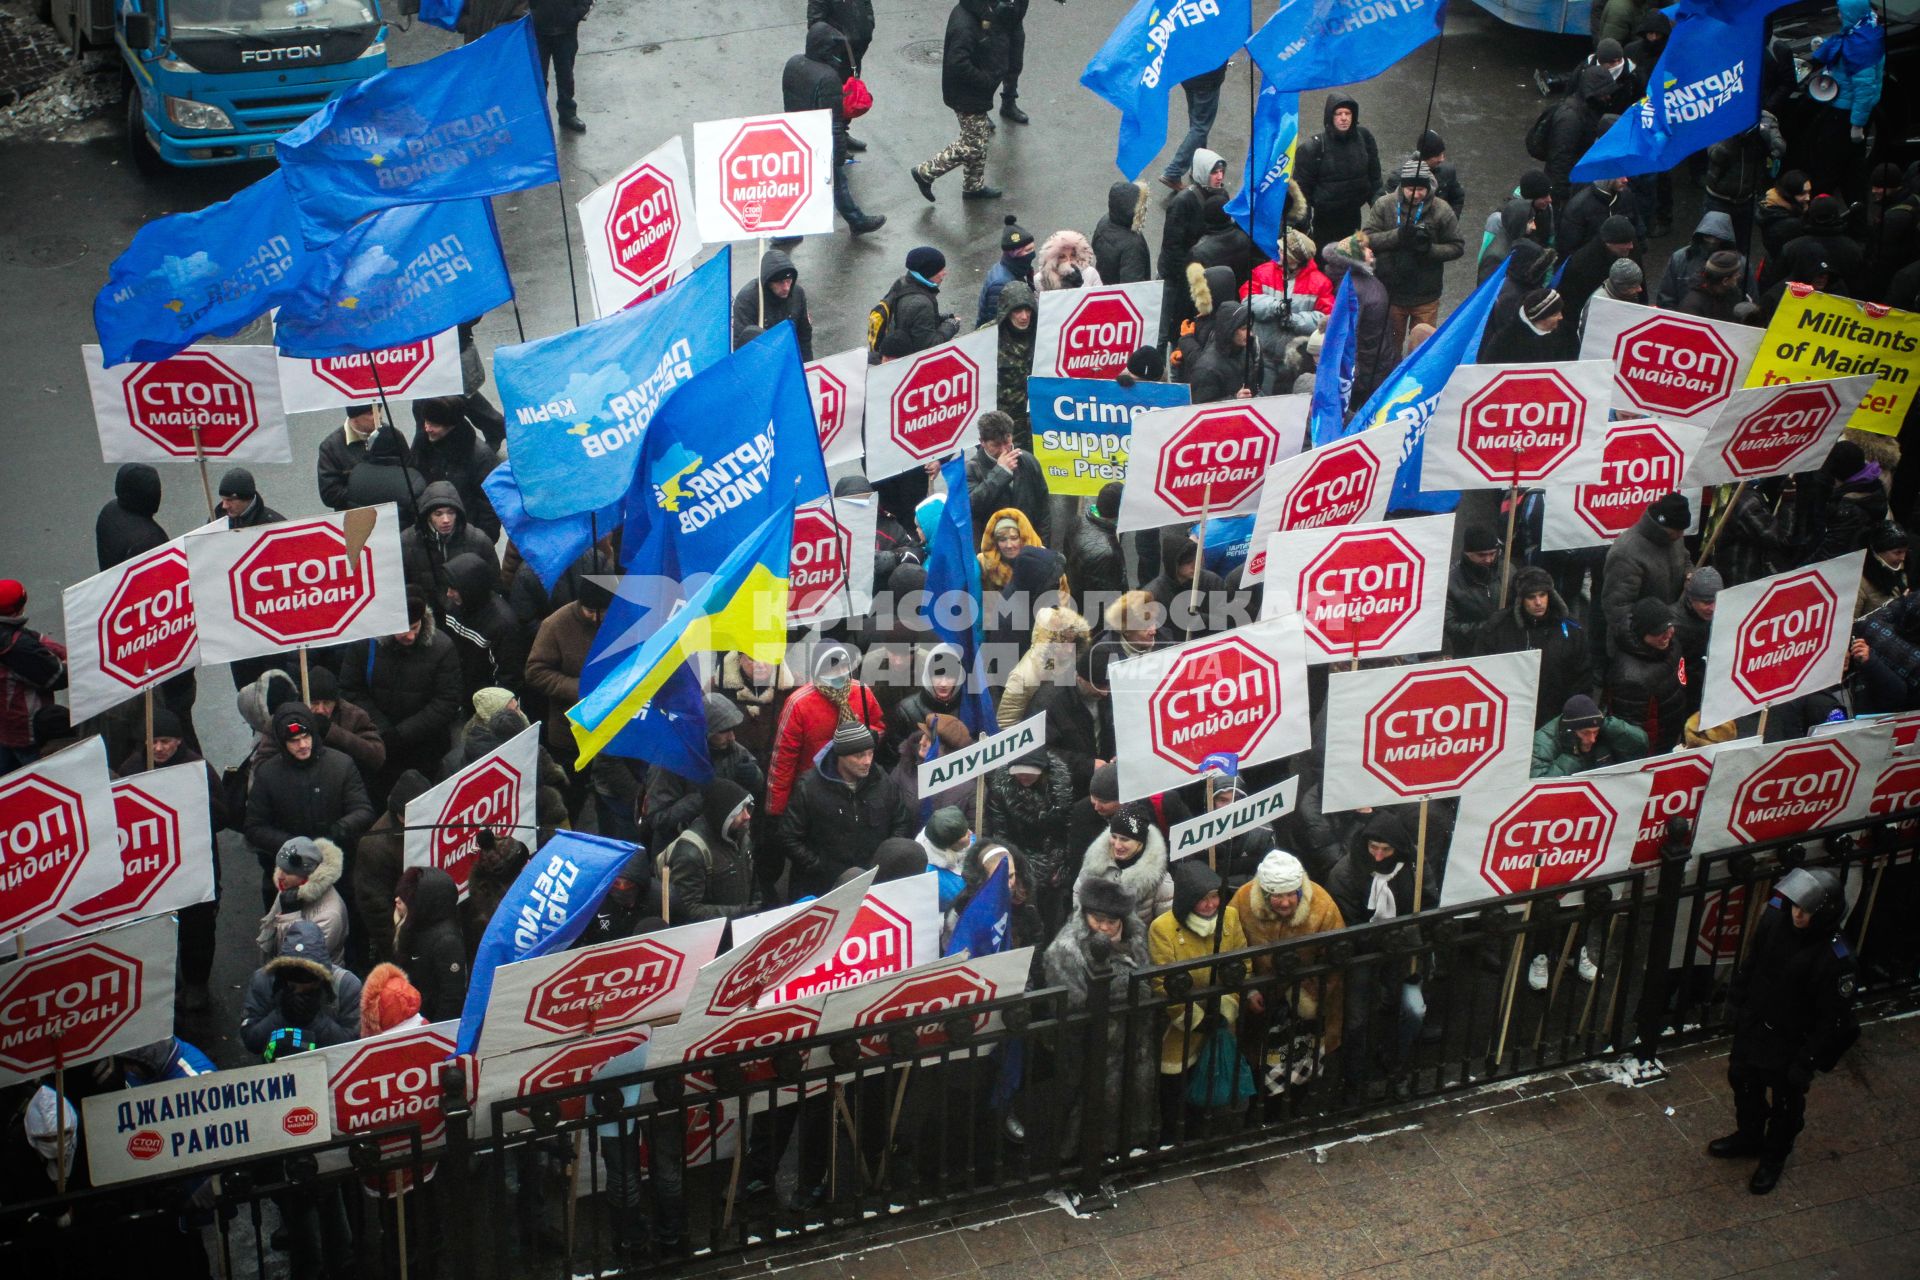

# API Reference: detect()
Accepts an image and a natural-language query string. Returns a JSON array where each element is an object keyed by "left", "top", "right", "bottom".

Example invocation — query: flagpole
[
  {"left": 556, "top": 179, "right": 583, "bottom": 329},
  {"left": 189, "top": 425, "right": 216, "bottom": 517}
]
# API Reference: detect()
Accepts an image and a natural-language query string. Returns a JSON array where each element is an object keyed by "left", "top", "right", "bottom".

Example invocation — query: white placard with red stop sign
[
  {"left": 472, "top": 1023, "right": 654, "bottom": 1137},
  {"left": 1698, "top": 553, "right": 1863, "bottom": 730},
  {"left": 1579, "top": 298, "right": 1763, "bottom": 426},
  {"left": 26, "top": 763, "right": 216, "bottom": 952},
  {"left": 732, "top": 874, "right": 940, "bottom": 1008},
  {"left": 692, "top": 110, "right": 835, "bottom": 241},
  {"left": 403, "top": 724, "right": 540, "bottom": 900},
  {"left": 1029, "top": 281, "right": 1163, "bottom": 382},
  {"left": 1242, "top": 424, "right": 1404, "bottom": 583},
  {"left": 1109, "top": 613, "right": 1312, "bottom": 804},
  {"left": 1538, "top": 418, "right": 1708, "bottom": 552},
  {"left": 317, "top": 1019, "right": 476, "bottom": 1186},
  {"left": 1437, "top": 772, "right": 1656, "bottom": 911},
  {"left": 1258, "top": 513, "right": 1455, "bottom": 664},
  {"left": 804, "top": 346, "right": 869, "bottom": 472},
  {"left": 273, "top": 328, "right": 462, "bottom": 414},
  {"left": 1116, "top": 395, "right": 1308, "bottom": 534},
  {"left": 185, "top": 505, "right": 410, "bottom": 665},
  {"left": 1420, "top": 360, "right": 1613, "bottom": 491},
  {"left": 83, "top": 343, "right": 292, "bottom": 464},
  {"left": 861, "top": 325, "right": 1000, "bottom": 481},
  {"left": 62, "top": 534, "right": 203, "bottom": 721},
  {"left": 1679, "top": 375, "right": 1877, "bottom": 488},
  {"left": 1689, "top": 722, "right": 1894, "bottom": 856},
  {"left": 473, "top": 917, "right": 726, "bottom": 1061},
  {"left": 0, "top": 736, "right": 122, "bottom": 943},
  {"left": 1583, "top": 737, "right": 1758, "bottom": 869},
  {"left": 1321, "top": 650, "right": 1541, "bottom": 813},
  {"left": 809, "top": 946, "right": 1036, "bottom": 1065},
  {"left": 0, "top": 914, "right": 177, "bottom": 1086},
  {"left": 84, "top": 1052, "right": 332, "bottom": 1186},
  {"left": 578, "top": 135, "right": 704, "bottom": 317},
  {"left": 642, "top": 992, "right": 831, "bottom": 1115},
  {"left": 787, "top": 496, "right": 878, "bottom": 628},
  {"left": 676, "top": 870, "right": 875, "bottom": 1021}
]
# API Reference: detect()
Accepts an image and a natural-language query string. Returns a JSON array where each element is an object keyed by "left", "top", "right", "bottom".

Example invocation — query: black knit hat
[
  {"left": 1823, "top": 439, "right": 1866, "bottom": 480},
  {"left": 1108, "top": 804, "right": 1150, "bottom": 843},
  {"left": 1649, "top": 493, "right": 1690, "bottom": 530},
  {"left": 1000, "top": 215, "right": 1033, "bottom": 253},
  {"left": 832, "top": 720, "right": 877, "bottom": 756},
  {"left": 218, "top": 467, "right": 257, "bottom": 500},
  {"left": 1630, "top": 597, "right": 1674, "bottom": 638},
  {"left": 1463, "top": 524, "right": 1501, "bottom": 553},
  {"left": 1561, "top": 694, "right": 1603, "bottom": 730},
  {"left": 1519, "top": 170, "right": 1551, "bottom": 200},
  {"left": 1598, "top": 215, "right": 1636, "bottom": 246},
  {"left": 1079, "top": 877, "right": 1133, "bottom": 921},
  {"left": 1415, "top": 129, "right": 1445, "bottom": 160}
]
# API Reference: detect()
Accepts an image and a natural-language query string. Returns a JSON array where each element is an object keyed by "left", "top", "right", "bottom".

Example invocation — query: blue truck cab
[{"left": 50, "top": 0, "right": 388, "bottom": 169}]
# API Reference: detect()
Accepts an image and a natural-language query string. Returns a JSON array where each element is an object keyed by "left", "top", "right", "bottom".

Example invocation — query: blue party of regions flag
[
  {"left": 482, "top": 462, "right": 623, "bottom": 591},
  {"left": 1310, "top": 272, "right": 1359, "bottom": 446},
  {"left": 496, "top": 249, "right": 733, "bottom": 520},
  {"left": 1247, "top": 0, "right": 1444, "bottom": 93},
  {"left": 1080, "top": 0, "right": 1253, "bottom": 179},
  {"left": 923, "top": 455, "right": 998, "bottom": 734},
  {"left": 1223, "top": 81, "right": 1299, "bottom": 257},
  {"left": 418, "top": 0, "right": 463, "bottom": 32},
  {"left": 1571, "top": 4, "right": 1765, "bottom": 182},
  {"left": 273, "top": 200, "right": 513, "bottom": 360},
  {"left": 92, "top": 174, "right": 311, "bottom": 368},
  {"left": 275, "top": 19, "right": 559, "bottom": 247}
]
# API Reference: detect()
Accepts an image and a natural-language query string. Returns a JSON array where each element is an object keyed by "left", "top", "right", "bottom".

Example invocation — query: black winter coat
[
  {"left": 339, "top": 612, "right": 464, "bottom": 779},
  {"left": 401, "top": 480, "right": 501, "bottom": 607},
  {"left": 1295, "top": 93, "right": 1381, "bottom": 241},
  {"left": 1322, "top": 243, "right": 1394, "bottom": 410},
  {"left": 808, "top": 0, "right": 874, "bottom": 53},
  {"left": 441, "top": 552, "right": 526, "bottom": 694},
  {"left": 1067, "top": 510, "right": 1125, "bottom": 603},
  {"left": 644, "top": 743, "right": 765, "bottom": 851},
  {"left": 662, "top": 803, "right": 758, "bottom": 921},
  {"left": 1093, "top": 181, "right": 1151, "bottom": 284},
  {"left": 410, "top": 415, "right": 501, "bottom": 542},
  {"left": 784, "top": 23, "right": 850, "bottom": 144},
  {"left": 245, "top": 719, "right": 376, "bottom": 870},
  {"left": 1559, "top": 182, "right": 1630, "bottom": 264},
  {"left": 1728, "top": 902, "right": 1856, "bottom": 1075},
  {"left": 874, "top": 273, "right": 955, "bottom": 362},
  {"left": 982, "top": 753, "right": 1077, "bottom": 889},
  {"left": 1544, "top": 67, "right": 1610, "bottom": 187},
  {"left": 316, "top": 427, "right": 372, "bottom": 511},
  {"left": 1444, "top": 555, "right": 1503, "bottom": 657},
  {"left": 1189, "top": 216, "right": 1261, "bottom": 295},
  {"left": 344, "top": 426, "right": 428, "bottom": 525},
  {"left": 1475, "top": 590, "right": 1591, "bottom": 727},
  {"left": 95, "top": 464, "right": 168, "bottom": 571},
  {"left": 1605, "top": 627, "right": 1688, "bottom": 753},
  {"left": 733, "top": 248, "right": 815, "bottom": 359},
  {"left": 782, "top": 755, "right": 915, "bottom": 898},
  {"left": 941, "top": 0, "right": 1007, "bottom": 115},
  {"left": 396, "top": 867, "right": 468, "bottom": 1023},
  {"left": 1159, "top": 182, "right": 1212, "bottom": 282},
  {"left": 966, "top": 445, "right": 1051, "bottom": 546},
  {"left": 1035, "top": 679, "right": 1114, "bottom": 795}
]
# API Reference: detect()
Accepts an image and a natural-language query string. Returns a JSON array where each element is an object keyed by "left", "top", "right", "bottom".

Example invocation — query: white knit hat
[{"left": 1256, "top": 850, "right": 1306, "bottom": 896}]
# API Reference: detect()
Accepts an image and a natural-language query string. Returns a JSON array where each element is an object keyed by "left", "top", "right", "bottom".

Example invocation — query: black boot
[
  {"left": 848, "top": 214, "right": 887, "bottom": 236},
  {"left": 1707, "top": 1132, "right": 1763, "bottom": 1158},
  {"left": 845, "top": 135, "right": 868, "bottom": 152},
  {"left": 962, "top": 185, "right": 1004, "bottom": 201},
  {"left": 911, "top": 166, "right": 936, "bottom": 202},
  {"left": 1749, "top": 1159, "right": 1785, "bottom": 1194},
  {"left": 1000, "top": 98, "right": 1029, "bottom": 124}
]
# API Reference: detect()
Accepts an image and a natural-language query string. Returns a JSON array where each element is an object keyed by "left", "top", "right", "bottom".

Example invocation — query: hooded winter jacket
[
  {"left": 95, "top": 463, "right": 167, "bottom": 570},
  {"left": 339, "top": 608, "right": 464, "bottom": 779},
  {"left": 1093, "top": 181, "right": 1152, "bottom": 284},
  {"left": 1814, "top": 0, "right": 1885, "bottom": 129},
  {"left": 660, "top": 780, "right": 760, "bottom": 921},
  {"left": 784, "top": 21, "right": 852, "bottom": 145},
  {"left": 1160, "top": 148, "right": 1226, "bottom": 282},
  {"left": 239, "top": 920, "right": 363, "bottom": 1054},
  {"left": 873, "top": 272, "right": 956, "bottom": 363},
  {"left": 1188, "top": 198, "right": 1260, "bottom": 294},
  {"left": 1073, "top": 823, "right": 1172, "bottom": 934},
  {"left": 1147, "top": 860, "right": 1246, "bottom": 1072},
  {"left": 644, "top": 740, "right": 765, "bottom": 852},
  {"left": 0, "top": 618, "right": 65, "bottom": 751},
  {"left": 256, "top": 836, "right": 350, "bottom": 963},
  {"left": 396, "top": 866, "right": 468, "bottom": 1023},
  {"left": 440, "top": 552, "right": 526, "bottom": 693},
  {"left": 1067, "top": 501, "right": 1126, "bottom": 605},
  {"left": 1544, "top": 67, "right": 1613, "bottom": 192},
  {"left": 982, "top": 751, "right": 1078, "bottom": 894},
  {"left": 525, "top": 600, "right": 601, "bottom": 762},
  {"left": 975, "top": 506, "right": 1058, "bottom": 590},
  {"left": 1043, "top": 906, "right": 1158, "bottom": 1151},
  {"left": 997, "top": 606, "right": 1089, "bottom": 729},
  {"left": 1606, "top": 624, "right": 1688, "bottom": 752},
  {"left": 1600, "top": 511, "right": 1690, "bottom": 651},
  {"left": 766, "top": 680, "right": 886, "bottom": 815},
  {"left": 402, "top": 480, "right": 501, "bottom": 606},
  {"left": 1035, "top": 230, "right": 1103, "bottom": 292},
  {"left": 1531, "top": 712, "right": 1649, "bottom": 775},
  {"left": 1559, "top": 178, "right": 1629, "bottom": 264},
  {"left": 1656, "top": 211, "right": 1741, "bottom": 310},
  {"left": 782, "top": 749, "right": 915, "bottom": 898},
  {"left": 1296, "top": 94, "right": 1381, "bottom": 243},
  {"left": 1324, "top": 812, "right": 1428, "bottom": 940},
  {"left": 244, "top": 705, "right": 376, "bottom": 871},
  {"left": 1186, "top": 299, "right": 1256, "bottom": 404},
  {"left": 988, "top": 280, "right": 1038, "bottom": 442},
  {"left": 410, "top": 406, "right": 501, "bottom": 542},
  {"left": 732, "top": 248, "right": 814, "bottom": 359},
  {"left": 1475, "top": 585, "right": 1591, "bottom": 726}
]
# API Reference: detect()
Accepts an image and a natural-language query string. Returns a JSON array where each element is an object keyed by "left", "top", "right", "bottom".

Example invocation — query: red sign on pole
[
  {"left": 121, "top": 350, "right": 262, "bottom": 458},
  {"left": 0, "top": 773, "right": 99, "bottom": 937},
  {"left": 1146, "top": 635, "right": 1285, "bottom": 773},
  {"left": 1610, "top": 314, "right": 1739, "bottom": 419},
  {"left": 1628, "top": 752, "right": 1716, "bottom": 865},
  {"left": 1155, "top": 406, "right": 1281, "bottom": 517},
  {"left": 510, "top": 1029, "right": 651, "bottom": 1122},
  {"left": 1457, "top": 369, "right": 1590, "bottom": 483},
  {"left": 1054, "top": 293, "right": 1144, "bottom": 378},
  {"left": 889, "top": 348, "right": 980, "bottom": 461},
  {"left": 708, "top": 905, "right": 836, "bottom": 1015},
  {"left": 1361, "top": 667, "right": 1508, "bottom": 798},
  {"left": 853, "top": 967, "right": 993, "bottom": 1056},
  {"left": 1728, "top": 739, "right": 1862, "bottom": 846},
  {"left": 1479, "top": 782, "right": 1620, "bottom": 895},
  {"left": 683, "top": 1005, "right": 823, "bottom": 1090},
  {"left": 1297, "top": 526, "right": 1428, "bottom": 657},
  {"left": 1721, "top": 382, "right": 1844, "bottom": 479},
  {"left": 1281, "top": 436, "right": 1381, "bottom": 531},
  {"left": 1570, "top": 421, "right": 1691, "bottom": 542},
  {"left": 308, "top": 339, "right": 437, "bottom": 399},
  {"left": 1729, "top": 570, "right": 1838, "bottom": 708},
  {"left": 604, "top": 165, "right": 683, "bottom": 288},
  {"left": 327, "top": 1023, "right": 473, "bottom": 1165},
  {"left": 60, "top": 784, "right": 181, "bottom": 929},
  {"left": 0, "top": 916, "right": 176, "bottom": 1085},
  {"left": 788, "top": 504, "right": 850, "bottom": 626},
  {"left": 432, "top": 759, "right": 523, "bottom": 892},
  {"left": 227, "top": 523, "right": 378, "bottom": 647},
  {"left": 522, "top": 938, "right": 687, "bottom": 1040},
  {"left": 717, "top": 121, "right": 813, "bottom": 233},
  {"left": 97, "top": 549, "right": 197, "bottom": 691}
]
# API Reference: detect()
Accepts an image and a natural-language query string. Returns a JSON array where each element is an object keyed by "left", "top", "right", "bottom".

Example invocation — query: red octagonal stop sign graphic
[
  {"left": 1156, "top": 407, "right": 1280, "bottom": 517},
  {"left": 1574, "top": 422, "right": 1688, "bottom": 541},
  {"left": 604, "top": 164, "right": 682, "bottom": 287},
  {"left": 1731, "top": 570, "right": 1837, "bottom": 707},
  {"left": 513, "top": 1029, "right": 651, "bottom": 1122},
  {"left": 1723, "top": 383, "right": 1843, "bottom": 479},
  {"left": 1611, "top": 314, "right": 1738, "bottom": 418},
  {"left": 1299, "top": 527, "right": 1426, "bottom": 656},
  {"left": 1458, "top": 369, "right": 1589, "bottom": 483},
  {"left": 889, "top": 348, "right": 978, "bottom": 461},
  {"left": 685, "top": 1005, "right": 823, "bottom": 1090},
  {"left": 0, "top": 774, "right": 95, "bottom": 936},
  {"left": 708, "top": 904, "right": 836, "bottom": 1015},
  {"left": 60, "top": 784, "right": 181, "bottom": 928},
  {"left": 309, "top": 340, "right": 436, "bottom": 400},
  {"left": 122, "top": 350, "right": 261, "bottom": 458},
  {"left": 433, "top": 760, "right": 523, "bottom": 892},
  {"left": 1481, "top": 782, "right": 1618, "bottom": 895},
  {"left": 1055, "top": 293, "right": 1143, "bottom": 378},
  {"left": 525, "top": 937, "right": 686, "bottom": 1038},
  {"left": 1629, "top": 754, "right": 1715, "bottom": 865},
  {"left": 0, "top": 944, "right": 142, "bottom": 1075},
  {"left": 808, "top": 364, "right": 850, "bottom": 454},
  {"left": 788, "top": 506, "right": 850, "bottom": 626},
  {"left": 331, "top": 1029, "right": 467, "bottom": 1150},
  {"left": 1729, "top": 740, "right": 1860, "bottom": 846},
  {"left": 1147, "top": 635, "right": 1284, "bottom": 773},
  {"left": 1868, "top": 758, "right": 1920, "bottom": 823},
  {"left": 1281, "top": 436, "right": 1379, "bottom": 532},
  {"left": 98, "top": 548, "right": 197, "bottom": 689},
  {"left": 1362, "top": 667, "right": 1507, "bottom": 798},
  {"left": 228, "top": 521, "right": 377, "bottom": 647},
  {"left": 718, "top": 121, "right": 812, "bottom": 232},
  {"left": 855, "top": 968, "right": 993, "bottom": 1055}
]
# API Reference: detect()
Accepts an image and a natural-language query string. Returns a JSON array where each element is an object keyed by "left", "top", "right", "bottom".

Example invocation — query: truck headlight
[
  {"left": 164, "top": 96, "right": 233, "bottom": 131},
  {"left": 362, "top": 39, "right": 386, "bottom": 58},
  {"left": 157, "top": 55, "right": 198, "bottom": 72}
]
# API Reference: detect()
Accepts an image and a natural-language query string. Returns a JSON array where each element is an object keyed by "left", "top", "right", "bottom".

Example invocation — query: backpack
[
  {"left": 865, "top": 294, "right": 894, "bottom": 362},
  {"left": 656, "top": 824, "right": 711, "bottom": 880},
  {"left": 1524, "top": 104, "right": 1556, "bottom": 162}
]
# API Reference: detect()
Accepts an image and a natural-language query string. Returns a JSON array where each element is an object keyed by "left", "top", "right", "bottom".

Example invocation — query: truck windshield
[{"left": 166, "top": 0, "right": 378, "bottom": 36}]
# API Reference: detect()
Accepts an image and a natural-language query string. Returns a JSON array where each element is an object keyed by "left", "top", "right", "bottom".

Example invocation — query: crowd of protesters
[{"left": 1, "top": 0, "right": 1909, "bottom": 1266}]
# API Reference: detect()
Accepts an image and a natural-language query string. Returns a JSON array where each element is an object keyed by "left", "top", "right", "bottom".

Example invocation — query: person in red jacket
[{"left": 765, "top": 642, "right": 887, "bottom": 821}]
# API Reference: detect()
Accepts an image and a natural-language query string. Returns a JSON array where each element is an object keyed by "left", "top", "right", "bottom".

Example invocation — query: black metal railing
[{"left": 6, "top": 813, "right": 1917, "bottom": 1279}]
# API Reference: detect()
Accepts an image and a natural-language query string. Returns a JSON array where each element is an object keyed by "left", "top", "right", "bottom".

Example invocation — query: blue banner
[
  {"left": 418, "top": 0, "right": 462, "bottom": 31},
  {"left": 1223, "top": 81, "right": 1299, "bottom": 258},
  {"left": 93, "top": 174, "right": 310, "bottom": 367},
  {"left": 481, "top": 461, "right": 621, "bottom": 591},
  {"left": 273, "top": 200, "right": 513, "bottom": 360},
  {"left": 923, "top": 456, "right": 998, "bottom": 735},
  {"left": 1571, "top": 5, "right": 1765, "bottom": 182},
  {"left": 1026, "top": 376, "right": 1192, "bottom": 496},
  {"left": 1344, "top": 259, "right": 1509, "bottom": 514},
  {"left": 1080, "top": 0, "right": 1253, "bottom": 179},
  {"left": 275, "top": 19, "right": 558, "bottom": 247},
  {"left": 455, "top": 831, "right": 639, "bottom": 1055},
  {"left": 944, "top": 856, "right": 1010, "bottom": 959},
  {"left": 497, "top": 249, "right": 732, "bottom": 521},
  {"left": 1310, "top": 272, "right": 1359, "bottom": 446},
  {"left": 1247, "top": 0, "right": 1444, "bottom": 93}
]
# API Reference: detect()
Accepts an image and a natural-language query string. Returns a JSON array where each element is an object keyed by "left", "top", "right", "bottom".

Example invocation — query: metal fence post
[
  {"left": 1075, "top": 938, "right": 1118, "bottom": 1211},
  {"left": 1632, "top": 818, "right": 1691, "bottom": 1060},
  {"left": 438, "top": 1061, "right": 485, "bottom": 1280}
]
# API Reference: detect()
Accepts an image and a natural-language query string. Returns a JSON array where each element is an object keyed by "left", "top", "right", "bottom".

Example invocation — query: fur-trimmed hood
[
  {"left": 263, "top": 920, "right": 340, "bottom": 987},
  {"left": 1031, "top": 605, "right": 1090, "bottom": 650},
  {"left": 1078, "top": 823, "right": 1170, "bottom": 908},
  {"left": 1107, "top": 179, "right": 1150, "bottom": 233},
  {"left": 292, "top": 837, "right": 345, "bottom": 906},
  {"left": 1186, "top": 262, "right": 1238, "bottom": 317},
  {"left": 1035, "top": 230, "right": 1101, "bottom": 292}
]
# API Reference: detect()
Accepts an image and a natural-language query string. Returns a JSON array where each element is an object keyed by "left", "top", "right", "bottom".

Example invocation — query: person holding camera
[{"left": 1359, "top": 160, "right": 1464, "bottom": 355}]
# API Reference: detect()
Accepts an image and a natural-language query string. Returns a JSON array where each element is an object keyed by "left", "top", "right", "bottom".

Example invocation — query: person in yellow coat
[
  {"left": 1149, "top": 860, "right": 1247, "bottom": 1137},
  {"left": 1230, "top": 850, "right": 1347, "bottom": 1093}
]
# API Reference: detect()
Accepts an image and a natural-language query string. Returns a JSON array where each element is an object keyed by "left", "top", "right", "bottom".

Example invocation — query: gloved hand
[
  {"left": 277, "top": 888, "right": 301, "bottom": 914},
  {"left": 1850, "top": 125, "right": 1867, "bottom": 143},
  {"left": 1407, "top": 222, "right": 1433, "bottom": 253}
]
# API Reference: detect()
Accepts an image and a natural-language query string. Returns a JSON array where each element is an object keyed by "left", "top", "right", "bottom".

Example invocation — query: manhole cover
[
  {"left": 901, "top": 39, "right": 944, "bottom": 67},
  {"left": 6, "top": 234, "right": 87, "bottom": 269}
]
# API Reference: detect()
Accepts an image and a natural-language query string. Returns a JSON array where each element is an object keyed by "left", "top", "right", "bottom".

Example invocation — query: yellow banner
[{"left": 1746, "top": 288, "right": 1920, "bottom": 436}]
